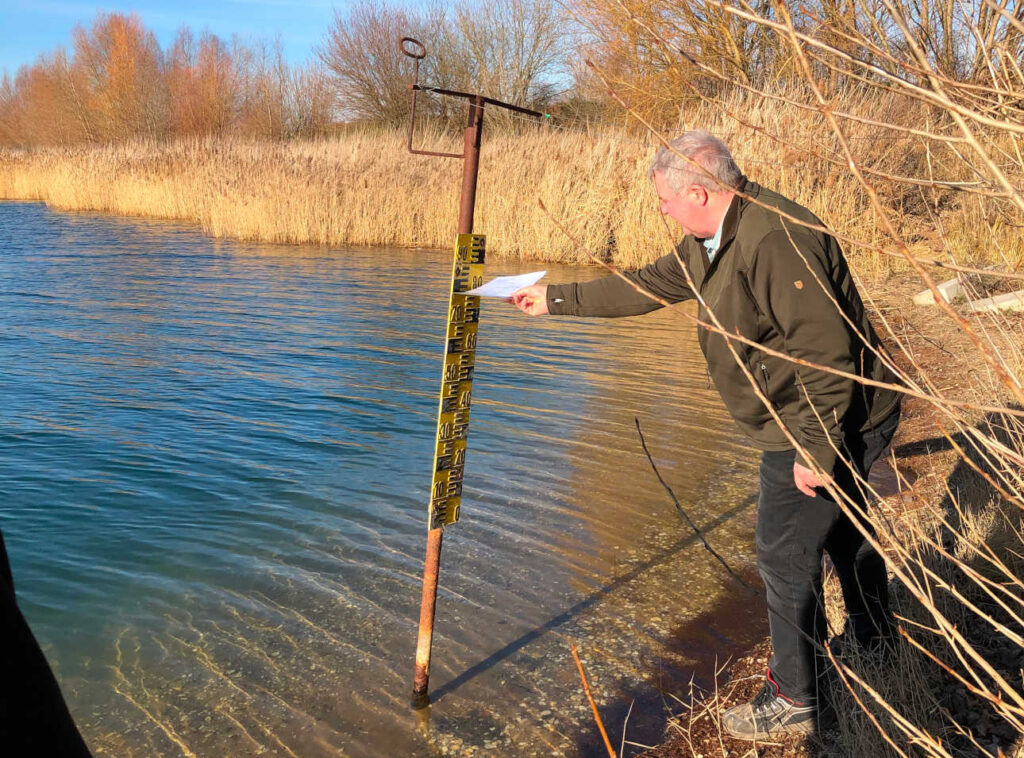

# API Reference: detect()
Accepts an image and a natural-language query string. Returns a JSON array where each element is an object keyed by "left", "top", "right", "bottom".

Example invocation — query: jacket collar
[
  {"left": 716, "top": 177, "right": 757, "bottom": 253},
  {"left": 688, "top": 178, "right": 757, "bottom": 288}
]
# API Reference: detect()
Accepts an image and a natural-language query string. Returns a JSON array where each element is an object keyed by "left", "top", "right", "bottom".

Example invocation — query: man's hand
[
  {"left": 793, "top": 461, "right": 828, "bottom": 497},
  {"left": 510, "top": 285, "right": 549, "bottom": 316}
]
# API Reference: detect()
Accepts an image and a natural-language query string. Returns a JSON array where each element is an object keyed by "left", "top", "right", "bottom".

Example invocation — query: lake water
[{"left": 0, "top": 201, "right": 765, "bottom": 757}]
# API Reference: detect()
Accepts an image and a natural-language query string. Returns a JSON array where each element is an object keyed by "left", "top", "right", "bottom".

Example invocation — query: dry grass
[
  {"left": 639, "top": 281, "right": 1024, "bottom": 757},
  {"left": 1, "top": 87, "right": 1020, "bottom": 276}
]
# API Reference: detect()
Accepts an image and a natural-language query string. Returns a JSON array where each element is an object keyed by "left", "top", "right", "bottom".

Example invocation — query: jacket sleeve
[
  {"left": 750, "top": 229, "right": 855, "bottom": 472},
  {"left": 546, "top": 250, "right": 695, "bottom": 317}
]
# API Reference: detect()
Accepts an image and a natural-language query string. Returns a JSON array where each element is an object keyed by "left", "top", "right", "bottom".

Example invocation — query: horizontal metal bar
[
  {"left": 411, "top": 85, "right": 543, "bottom": 117},
  {"left": 409, "top": 148, "right": 464, "bottom": 159}
]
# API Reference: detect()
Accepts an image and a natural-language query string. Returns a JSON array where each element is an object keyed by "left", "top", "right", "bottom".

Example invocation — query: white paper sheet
[{"left": 464, "top": 270, "right": 546, "bottom": 298}]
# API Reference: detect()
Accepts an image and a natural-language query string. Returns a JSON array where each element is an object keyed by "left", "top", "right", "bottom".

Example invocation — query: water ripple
[{"left": 0, "top": 201, "right": 763, "bottom": 757}]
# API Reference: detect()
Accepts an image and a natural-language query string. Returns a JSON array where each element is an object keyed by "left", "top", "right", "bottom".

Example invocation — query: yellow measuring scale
[{"left": 427, "top": 233, "right": 485, "bottom": 529}]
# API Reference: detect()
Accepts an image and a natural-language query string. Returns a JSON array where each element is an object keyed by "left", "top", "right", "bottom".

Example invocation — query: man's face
[{"left": 654, "top": 171, "right": 710, "bottom": 237}]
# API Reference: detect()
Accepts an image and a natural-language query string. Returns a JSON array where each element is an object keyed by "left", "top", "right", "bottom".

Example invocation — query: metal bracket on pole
[{"left": 400, "top": 36, "right": 542, "bottom": 709}]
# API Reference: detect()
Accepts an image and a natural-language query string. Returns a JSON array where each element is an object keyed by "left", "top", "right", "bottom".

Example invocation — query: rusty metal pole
[
  {"left": 458, "top": 96, "right": 484, "bottom": 234},
  {"left": 401, "top": 35, "right": 539, "bottom": 709},
  {"left": 412, "top": 95, "right": 485, "bottom": 709},
  {"left": 412, "top": 528, "right": 443, "bottom": 707}
]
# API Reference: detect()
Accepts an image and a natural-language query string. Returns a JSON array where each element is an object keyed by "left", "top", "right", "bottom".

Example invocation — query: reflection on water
[{"left": 0, "top": 201, "right": 763, "bottom": 756}]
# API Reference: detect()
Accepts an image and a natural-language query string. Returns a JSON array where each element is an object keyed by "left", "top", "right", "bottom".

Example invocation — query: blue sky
[{"left": 0, "top": 0, "right": 359, "bottom": 75}]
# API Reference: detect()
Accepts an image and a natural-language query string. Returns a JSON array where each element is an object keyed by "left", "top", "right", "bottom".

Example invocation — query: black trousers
[
  {"left": 0, "top": 531, "right": 91, "bottom": 756},
  {"left": 756, "top": 406, "right": 900, "bottom": 703}
]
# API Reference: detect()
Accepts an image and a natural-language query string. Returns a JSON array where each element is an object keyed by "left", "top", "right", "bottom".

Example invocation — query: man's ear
[{"left": 692, "top": 185, "right": 710, "bottom": 206}]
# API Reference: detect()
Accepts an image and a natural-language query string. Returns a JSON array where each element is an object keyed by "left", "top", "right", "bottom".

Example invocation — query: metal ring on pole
[{"left": 400, "top": 37, "right": 426, "bottom": 60}]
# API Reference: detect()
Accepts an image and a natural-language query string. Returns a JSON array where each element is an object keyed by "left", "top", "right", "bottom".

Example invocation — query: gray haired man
[{"left": 511, "top": 130, "right": 900, "bottom": 739}]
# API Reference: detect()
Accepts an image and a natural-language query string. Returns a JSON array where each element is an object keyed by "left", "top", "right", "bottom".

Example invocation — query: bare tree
[
  {"left": 70, "top": 12, "right": 168, "bottom": 140},
  {"left": 166, "top": 29, "right": 237, "bottom": 137},
  {"left": 0, "top": 49, "right": 97, "bottom": 146},
  {"left": 446, "top": 0, "right": 569, "bottom": 110},
  {"left": 317, "top": 0, "right": 569, "bottom": 125},
  {"left": 317, "top": 0, "right": 439, "bottom": 124},
  {"left": 0, "top": 73, "right": 15, "bottom": 144},
  {"left": 285, "top": 62, "right": 334, "bottom": 137},
  {"left": 234, "top": 37, "right": 289, "bottom": 138}
]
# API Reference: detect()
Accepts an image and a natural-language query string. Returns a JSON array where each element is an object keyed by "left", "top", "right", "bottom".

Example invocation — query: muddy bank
[{"left": 631, "top": 275, "right": 1024, "bottom": 758}]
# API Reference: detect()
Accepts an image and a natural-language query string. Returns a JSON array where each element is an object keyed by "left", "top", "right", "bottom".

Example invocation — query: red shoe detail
[{"left": 765, "top": 668, "right": 805, "bottom": 706}]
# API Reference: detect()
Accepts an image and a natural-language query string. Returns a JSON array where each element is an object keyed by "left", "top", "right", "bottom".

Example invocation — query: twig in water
[
  {"left": 635, "top": 417, "right": 759, "bottom": 595},
  {"left": 620, "top": 698, "right": 634, "bottom": 757},
  {"left": 570, "top": 642, "right": 616, "bottom": 758}
]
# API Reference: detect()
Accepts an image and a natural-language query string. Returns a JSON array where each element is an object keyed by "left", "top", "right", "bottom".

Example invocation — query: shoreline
[
  {"left": 0, "top": 134, "right": 662, "bottom": 267},
  {"left": 1, "top": 132, "right": 996, "bottom": 276}
]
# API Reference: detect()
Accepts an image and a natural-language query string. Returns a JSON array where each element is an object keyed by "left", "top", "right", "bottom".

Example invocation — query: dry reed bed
[{"left": 1, "top": 90, "right": 1018, "bottom": 274}]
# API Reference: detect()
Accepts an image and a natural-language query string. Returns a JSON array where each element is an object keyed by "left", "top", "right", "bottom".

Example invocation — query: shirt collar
[
  {"left": 702, "top": 180, "right": 755, "bottom": 262},
  {"left": 703, "top": 216, "right": 725, "bottom": 260}
]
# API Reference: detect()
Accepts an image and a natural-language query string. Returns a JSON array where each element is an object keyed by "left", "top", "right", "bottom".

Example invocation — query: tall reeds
[{"left": 2, "top": 81, "right": 1020, "bottom": 277}]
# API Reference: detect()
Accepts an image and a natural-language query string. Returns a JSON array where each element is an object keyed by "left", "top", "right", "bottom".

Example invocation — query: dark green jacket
[{"left": 547, "top": 180, "right": 900, "bottom": 471}]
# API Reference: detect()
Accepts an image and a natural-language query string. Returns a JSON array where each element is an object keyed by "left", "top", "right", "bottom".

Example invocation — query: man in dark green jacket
[{"left": 511, "top": 130, "right": 901, "bottom": 740}]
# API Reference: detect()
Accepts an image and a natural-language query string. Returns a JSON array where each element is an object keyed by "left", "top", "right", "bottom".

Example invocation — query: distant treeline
[
  {"left": 0, "top": 14, "right": 332, "bottom": 145},
  {"left": 3, "top": 0, "right": 1020, "bottom": 147},
  {"left": 0, "top": 0, "right": 569, "bottom": 147}
]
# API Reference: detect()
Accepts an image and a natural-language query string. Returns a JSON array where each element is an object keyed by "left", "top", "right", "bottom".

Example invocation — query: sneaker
[{"left": 721, "top": 675, "right": 822, "bottom": 741}]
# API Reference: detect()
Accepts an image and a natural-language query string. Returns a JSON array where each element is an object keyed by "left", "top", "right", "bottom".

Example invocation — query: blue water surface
[{"left": 0, "top": 201, "right": 760, "bottom": 757}]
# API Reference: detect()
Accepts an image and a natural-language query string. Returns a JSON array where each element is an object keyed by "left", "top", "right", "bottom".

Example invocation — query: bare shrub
[{"left": 317, "top": 0, "right": 440, "bottom": 124}]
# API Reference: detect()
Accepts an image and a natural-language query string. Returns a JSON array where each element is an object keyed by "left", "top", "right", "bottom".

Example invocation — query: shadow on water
[
  {"left": 568, "top": 504, "right": 766, "bottom": 757},
  {"left": 565, "top": 566, "right": 768, "bottom": 757},
  {"left": 412, "top": 493, "right": 763, "bottom": 757},
  {"left": 429, "top": 495, "right": 759, "bottom": 707}
]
